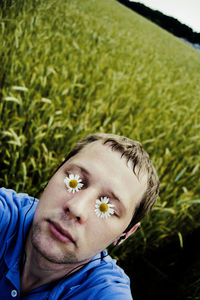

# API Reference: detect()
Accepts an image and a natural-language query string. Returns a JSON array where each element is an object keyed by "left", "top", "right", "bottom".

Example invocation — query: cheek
[
  {"left": 45, "top": 174, "right": 65, "bottom": 194},
  {"left": 40, "top": 181, "right": 66, "bottom": 205},
  {"left": 88, "top": 217, "right": 121, "bottom": 242}
]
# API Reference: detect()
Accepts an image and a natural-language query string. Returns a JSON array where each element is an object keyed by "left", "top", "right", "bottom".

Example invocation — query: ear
[
  {"left": 125, "top": 222, "right": 140, "bottom": 239},
  {"left": 113, "top": 222, "right": 140, "bottom": 246}
]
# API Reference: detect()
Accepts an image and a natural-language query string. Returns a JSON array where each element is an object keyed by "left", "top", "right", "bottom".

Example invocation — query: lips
[{"left": 48, "top": 220, "right": 75, "bottom": 244}]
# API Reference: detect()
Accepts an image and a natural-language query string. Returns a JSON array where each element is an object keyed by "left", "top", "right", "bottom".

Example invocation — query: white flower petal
[
  {"left": 102, "top": 197, "right": 109, "bottom": 203},
  {"left": 96, "top": 199, "right": 101, "bottom": 205}
]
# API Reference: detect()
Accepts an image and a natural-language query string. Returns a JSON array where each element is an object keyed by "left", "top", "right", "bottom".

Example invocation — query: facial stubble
[{"left": 31, "top": 222, "right": 79, "bottom": 265}]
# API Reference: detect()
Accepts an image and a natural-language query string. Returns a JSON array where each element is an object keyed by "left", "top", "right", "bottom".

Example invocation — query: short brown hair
[{"left": 60, "top": 133, "right": 159, "bottom": 232}]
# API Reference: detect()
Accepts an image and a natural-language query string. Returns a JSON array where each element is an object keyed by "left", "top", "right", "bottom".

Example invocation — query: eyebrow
[
  {"left": 110, "top": 191, "right": 122, "bottom": 204},
  {"left": 110, "top": 191, "right": 126, "bottom": 212},
  {"left": 67, "top": 163, "right": 91, "bottom": 177}
]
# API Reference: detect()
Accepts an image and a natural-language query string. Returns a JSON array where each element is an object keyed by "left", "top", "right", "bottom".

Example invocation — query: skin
[{"left": 20, "top": 141, "right": 147, "bottom": 293}]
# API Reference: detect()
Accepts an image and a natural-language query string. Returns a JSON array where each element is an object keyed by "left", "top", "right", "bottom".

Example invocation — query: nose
[{"left": 63, "top": 188, "right": 97, "bottom": 223}]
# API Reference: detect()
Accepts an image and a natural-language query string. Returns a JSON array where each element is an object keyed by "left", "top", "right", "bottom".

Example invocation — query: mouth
[{"left": 47, "top": 220, "right": 75, "bottom": 245}]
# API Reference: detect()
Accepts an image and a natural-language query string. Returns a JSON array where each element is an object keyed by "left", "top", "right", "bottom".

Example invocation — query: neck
[{"left": 20, "top": 234, "right": 87, "bottom": 294}]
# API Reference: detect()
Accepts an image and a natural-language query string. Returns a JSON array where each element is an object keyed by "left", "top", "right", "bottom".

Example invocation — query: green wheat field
[{"left": 1, "top": 0, "right": 200, "bottom": 299}]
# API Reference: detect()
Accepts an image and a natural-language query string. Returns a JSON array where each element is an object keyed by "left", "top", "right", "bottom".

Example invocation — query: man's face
[{"left": 31, "top": 141, "right": 147, "bottom": 265}]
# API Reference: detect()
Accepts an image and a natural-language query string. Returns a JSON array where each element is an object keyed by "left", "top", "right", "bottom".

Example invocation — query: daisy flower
[
  {"left": 95, "top": 196, "right": 115, "bottom": 218},
  {"left": 64, "top": 174, "right": 83, "bottom": 193}
]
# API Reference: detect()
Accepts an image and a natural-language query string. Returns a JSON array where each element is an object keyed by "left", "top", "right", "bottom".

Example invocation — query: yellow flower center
[
  {"left": 99, "top": 203, "right": 108, "bottom": 213},
  {"left": 69, "top": 179, "right": 78, "bottom": 188}
]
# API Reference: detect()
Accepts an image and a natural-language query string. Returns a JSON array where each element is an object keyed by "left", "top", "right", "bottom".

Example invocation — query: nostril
[
  {"left": 76, "top": 216, "right": 81, "bottom": 222},
  {"left": 64, "top": 207, "right": 81, "bottom": 222}
]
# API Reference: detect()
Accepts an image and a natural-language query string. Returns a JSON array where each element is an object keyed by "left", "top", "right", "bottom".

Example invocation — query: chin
[{"left": 31, "top": 222, "right": 79, "bottom": 264}]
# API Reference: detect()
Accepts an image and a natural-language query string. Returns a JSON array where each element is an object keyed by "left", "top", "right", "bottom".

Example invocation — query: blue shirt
[{"left": 0, "top": 188, "right": 133, "bottom": 299}]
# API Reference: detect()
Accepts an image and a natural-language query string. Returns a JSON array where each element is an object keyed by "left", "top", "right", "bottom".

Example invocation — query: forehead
[{"left": 64, "top": 141, "right": 147, "bottom": 212}]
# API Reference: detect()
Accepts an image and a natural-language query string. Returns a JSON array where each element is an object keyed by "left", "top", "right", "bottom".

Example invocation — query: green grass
[{"left": 1, "top": 0, "right": 200, "bottom": 255}]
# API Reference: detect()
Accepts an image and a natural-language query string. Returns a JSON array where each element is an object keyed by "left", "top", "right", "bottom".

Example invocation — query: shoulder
[
  {"left": 87, "top": 256, "right": 133, "bottom": 299},
  {"left": 0, "top": 187, "right": 37, "bottom": 242},
  {"left": 0, "top": 187, "right": 36, "bottom": 212}
]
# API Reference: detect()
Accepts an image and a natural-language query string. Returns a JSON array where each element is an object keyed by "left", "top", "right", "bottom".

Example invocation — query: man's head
[
  {"left": 59, "top": 133, "right": 159, "bottom": 233},
  {"left": 31, "top": 133, "right": 159, "bottom": 265}
]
